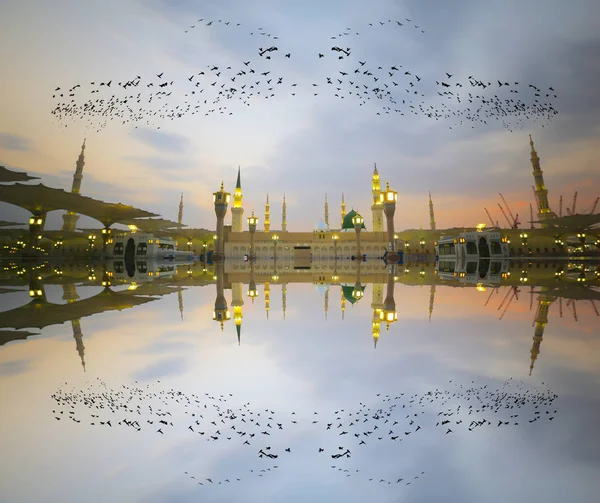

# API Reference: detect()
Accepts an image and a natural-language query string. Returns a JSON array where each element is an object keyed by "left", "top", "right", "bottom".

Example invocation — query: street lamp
[
  {"left": 379, "top": 181, "right": 398, "bottom": 252},
  {"left": 352, "top": 212, "right": 364, "bottom": 259},
  {"left": 332, "top": 234, "right": 339, "bottom": 260}
]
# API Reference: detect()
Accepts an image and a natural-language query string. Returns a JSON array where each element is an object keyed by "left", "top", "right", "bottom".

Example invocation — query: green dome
[
  {"left": 341, "top": 284, "right": 366, "bottom": 304},
  {"left": 342, "top": 210, "right": 366, "bottom": 230}
]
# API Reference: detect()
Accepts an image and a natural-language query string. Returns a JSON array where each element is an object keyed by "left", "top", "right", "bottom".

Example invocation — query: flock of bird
[
  {"left": 50, "top": 15, "right": 559, "bottom": 133},
  {"left": 51, "top": 377, "right": 558, "bottom": 490}
]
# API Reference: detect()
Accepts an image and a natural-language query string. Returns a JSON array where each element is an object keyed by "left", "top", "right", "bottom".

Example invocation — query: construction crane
[
  {"left": 590, "top": 196, "right": 599, "bottom": 214},
  {"left": 529, "top": 203, "right": 534, "bottom": 229},
  {"left": 499, "top": 193, "right": 520, "bottom": 228},
  {"left": 498, "top": 203, "right": 513, "bottom": 229},
  {"left": 484, "top": 207, "right": 495, "bottom": 228},
  {"left": 571, "top": 190, "right": 578, "bottom": 215},
  {"left": 559, "top": 195, "right": 563, "bottom": 217},
  {"left": 532, "top": 186, "right": 540, "bottom": 212}
]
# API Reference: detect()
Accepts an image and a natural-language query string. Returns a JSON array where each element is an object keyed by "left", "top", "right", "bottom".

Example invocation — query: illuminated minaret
[
  {"left": 231, "top": 282, "right": 244, "bottom": 345},
  {"left": 371, "top": 281, "right": 384, "bottom": 348},
  {"left": 282, "top": 194, "right": 287, "bottom": 232},
  {"left": 341, "top": 193, "right": 346, "bottom": 228},
  {"left": 428, "top": 192, "right": 436, "bottom": 231},
  {"left": 341, "top": 288, "right": 346, "bottom": 320},
  {"left": 61, "top": 284, "right": 86, "bottom": 371},
  {"left": 264, "top": 194, "right": 271, "bottom": 233},
  {"left": 178, "top": 290, "right": 184, "bottom": 321},
  {"left": 371, "top": 163, "right": 384, "bottom": 231},
  {"left": 529, "top": 294, "right": 553, "bottom": 375},
  {"left": 428, "top": 285, "right": 436, "bottom": 322},
  {"left": 178, "top": 193, "right": 184, "bottom": 226},
  {"left": 529, "top": 135, "right": 557, "bottom": 225},
  {"left": 264, "top": 281, "right": 270, "bottom": 319},
  {"left": 61, "top": 139, "right": 86, "bottom": 232},
  {"left": 231, "top": 167, "right": 244, "bottom": 232},
  {"left": 282, "top": 282, "right": 287, "bottom": 320},
  {"left": 324, "top": 194, "right": 329, "bottom": 228}
]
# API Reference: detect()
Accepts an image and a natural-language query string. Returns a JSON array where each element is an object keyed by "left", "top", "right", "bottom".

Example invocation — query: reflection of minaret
[
  {"left": 213, "top": 262, "right": 230, "bottom": 331},
  {"left": 341, "top": 193, "right": 346, "bottom": 228},
  {"left": 324, "top": 194, "right": 329, "bottom": 228},
  {"left": 282, "top": 194, "right": 287, "bottom": 232},
  {"left": 324, "top": 286, "right": 329, "bottom": 320},
  {"left": 62, "top": 139, "right": 86, "bottom": 232},
  {"left": 178, "top": 290, "right": 184, "bottom": 321},
  {"left": 428, "top": 192, "right": 436, "bottom": 231},
  {"left": 61, "top": 283, "right": 86, "bottom": 371},
  {"left": 428, "top": 285, "right": 436, "bottom": 322},
  {"left": 231, "top": 282, "right": 244, "bottom": 345},
  {"left": 282, "top": 282, "right": 287, "bottom": 320},
  {"left": 178, "top": 193, "right": 184, "bottom": 226},
  {"left": 371, "top": 282, "right": 384, "bottom": 348},
  {"left": 529, "top": 135, "right": 557, "bottom": 225},
  {"left": 530, "top": 294, "right": 553, "bottom": 375},
  {"left": 341, "top": 288, "right": 346, "bottom": 320},
  {"left": 231, "top": 167, "right": 244, "bottom": 232},
  {"left": 371, "top": 164, "right": 384, "bottom": 231},
  {"left": 264, "top": 281, "right": 270, "bottom": 319},
  {"left": 264, "top": 194, "right": 271, "bottom": 233}
]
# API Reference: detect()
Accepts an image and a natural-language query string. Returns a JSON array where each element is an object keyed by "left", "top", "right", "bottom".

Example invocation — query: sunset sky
[{"left": 0, "top": 0, "right": 599, "bottom": 231}]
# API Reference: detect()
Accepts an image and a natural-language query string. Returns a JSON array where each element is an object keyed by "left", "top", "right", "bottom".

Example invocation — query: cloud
[
  {"left": 0, "top": 358, "right": 32, "bottom": 376},
  {"left": 0, "top": 132, "right": 33, "bottom": 151},
  {"left": 131, "top": 356, "right": 191, "bottom": 381},
  {"left": 131, "top": 128, "right": 191, "bottom": 153}
]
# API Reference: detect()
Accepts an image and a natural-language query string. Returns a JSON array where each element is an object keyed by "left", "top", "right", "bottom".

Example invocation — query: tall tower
[
  {"left": 324, "top": 194, "right": 329, "bottom": 228},
  {"left": 530, "top": 294, "right": 553, "bottom": 375},
  {"left": 178, "top": 193, "right": 184, "bottom": 225},
  {"left": 264, "top": 194, "right": 271, "bottom": 233},
  {"left": 231, "top": 167, "right": 244, "bottom": 232},
  {"left": 341, "top": 193, "right": 346, "bottom": 228},
  {"left": 61, "top": 139, "right": 86, "bottom": 232},
  {"left": 371, "top": 163, "right": 384, "bottom": 232},
  {"left": 529, "top": 135, "right": 557, "bottom": 224},
  {"left": 371, "top": 281, "right": 385, "bottom": 348},
  {"left": 231, "top": 282, "right": 244, "bottom": 345},
  {"left": 428, "top": 285, "right": 436, "bottom": 322},
  {"left": 428, "top": 192, "right": 436, "bottom": 231},
  {"left": 282, "top": 282, "right": 287, "bottom": 320},
  {"left": 61, "top": 284, "right": 86, "bottom": 371},
  {"left": 264, "top": 281, "right": 270, "bottom": 319},
  {"left": 282, "top": 194, "right": 287, "bottom": 232},
  {"left": 178, "top": 290, "right": 184, "bottom": 321}
]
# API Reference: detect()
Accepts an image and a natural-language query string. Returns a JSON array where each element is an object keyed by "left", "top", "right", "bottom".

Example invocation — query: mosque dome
[
  {"left": 341, "top": 209, "right": 366, "bottom": 230},
  {"left": 314, "top": 219, "right": 329, "bottom": 232}
]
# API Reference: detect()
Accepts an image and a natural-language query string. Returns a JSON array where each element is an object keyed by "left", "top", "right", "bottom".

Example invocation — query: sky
[
  {"left": 1, "top": 277, "right": 599, "bottom": 502},
  {"left": 0, "top": 0, "right": 599, "bottom": 232}
]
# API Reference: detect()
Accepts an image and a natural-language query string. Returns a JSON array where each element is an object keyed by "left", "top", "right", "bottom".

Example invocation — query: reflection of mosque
[{"left": 0, "top": 258, "right": 598, "bottom": 376}]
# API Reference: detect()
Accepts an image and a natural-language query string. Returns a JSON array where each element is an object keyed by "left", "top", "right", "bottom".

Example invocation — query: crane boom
[
  {"left": 499, "top": 193, "right": 517, "bottom": 222},
  {"left": 572, "top": 190, "right": 578, "bottom": 214},
  {"left": 497, "top": 203, "right": 513, "bottom": 228},
  {"left": 559, "top": 195, "right": 563, "bottom": 217},
  {"left": 530, "top": 203, "right": 534, "bottom": 229},
  {"left": 532, "top": 186, "right": 540, "bottom": 212},
  {"left": 484, "top": 207, "right": 495, "bottom": 228},
  {"left": 590, "top": 196, "right": 599, "bottom": 214}
]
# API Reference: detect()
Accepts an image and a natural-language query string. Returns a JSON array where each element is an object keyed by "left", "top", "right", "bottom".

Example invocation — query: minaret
[
  {"left": 282, "top": 194, "right": 287, "bottom": 232},
  {"left": 371, "top": 280, "right": 384, "bottom": 348},
  {"left": 371, "top": 164, "right": 384, "bottom": 231},
  {"left": 341, "top": 193, "right": 346, "bottom": 227},
  {"left": 529, "top": 135, "right": 557, "bottom": 225},
  {"left": 264, "top": 194, "right": 271, "bottom": 233},
  {"left": 61, "top": 284, "right": 86, "bottom": 371},
  {"left": 428, "top": 192, "right": 436, "bottom": 231},
  {"left": 341, "top": 288, "right": 346, "bottom": 320},
  {"left": 61, "top": 139, "right": 86, "bottom": 232},
  {"left": 231, "top": 167, "right": 244, "bottom": 232},
  {"left": 530, "top": 294, "right": 553, "bottom": 375},
  {"left": 282, "top": 282, "right": 287, "bottom": 320},
  {"left": 178, "top": 193, "right": 184, "bottom": 226},
  {"left": 428, "top": 285, "right": 436, "bottom": 322},
  {"left": 324, "top": 194, "right": 329, "bottom": 228},
  {"left": 324, "top": 286, "right": 329, "bottom": 320},
  {"left": 178, "top": 290, "right": 184, "bottom": 321},
  {"left": 231, "top": 282, "right": 244, "bottom": 345},
  {"left": 264, "top": 281, "right": 270, "bottom": 319}
]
